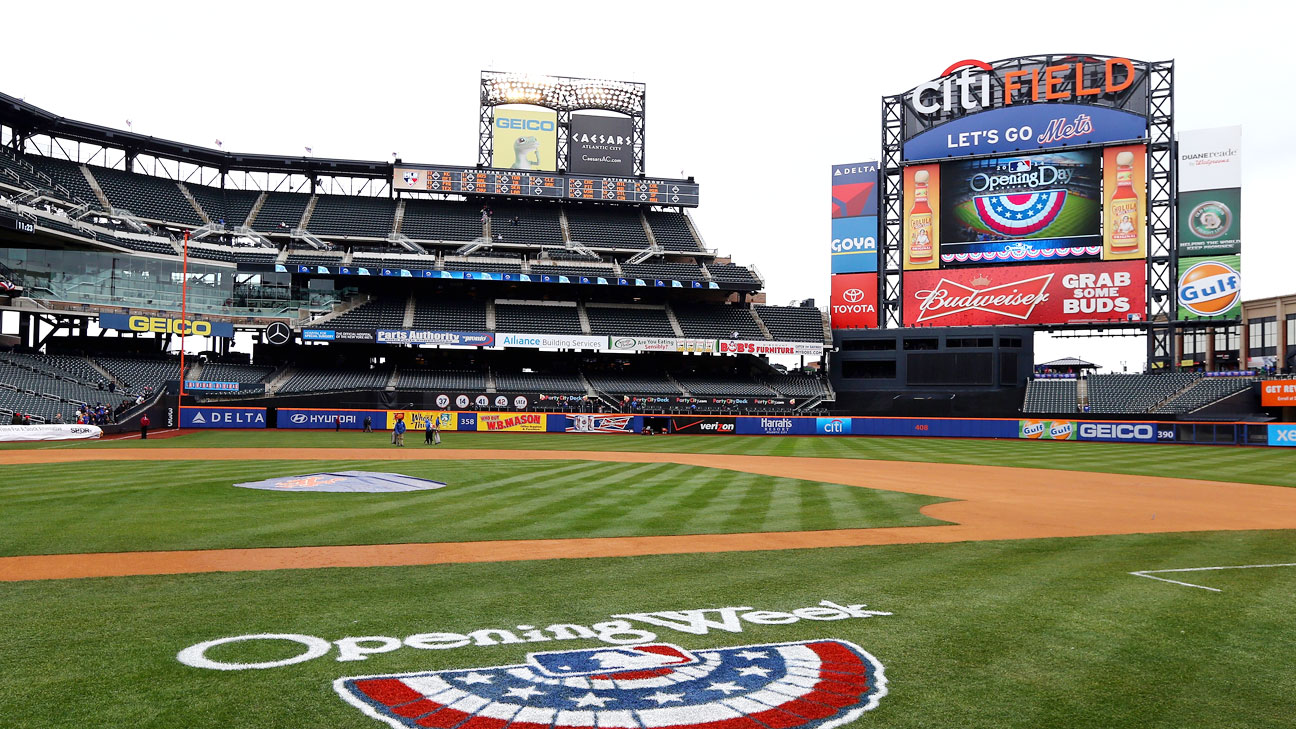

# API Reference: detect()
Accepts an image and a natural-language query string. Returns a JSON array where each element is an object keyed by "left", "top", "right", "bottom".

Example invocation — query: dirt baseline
[{"left": 3, "top": 447, "right": 1296, "bottom": 582}]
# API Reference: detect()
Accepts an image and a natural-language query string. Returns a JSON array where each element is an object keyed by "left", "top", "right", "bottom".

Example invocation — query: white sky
[{"left": 4, "top": 0, "right": 1286, "bottom": 371}]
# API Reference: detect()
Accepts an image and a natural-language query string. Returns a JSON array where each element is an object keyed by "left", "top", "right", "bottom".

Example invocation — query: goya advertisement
[
  {"left": 938, "top": 150, "right": 1102, "bottom": 266},
  {"left": 491, "top": 107, "right": 557, "bottom": 171},
  {"left": 1177, "top": 255, "right": 1242, "bottom": 320},
  {"left": 904, "top": 259, "right": 1146, "bottom": 326},
  {"left": 831, "top": 162, "right": 879, "bottom": 275}
]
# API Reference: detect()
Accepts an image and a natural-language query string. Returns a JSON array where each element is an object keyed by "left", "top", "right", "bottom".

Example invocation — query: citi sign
[
  {"left": 817, "top": 417, "right": 851, "bottom": 435},
  {"left": 496, "top": 118, "right": 555, "bottom": 131},
  {"left": 908, "top": 57, "right": 1137, "bottom": 117}
]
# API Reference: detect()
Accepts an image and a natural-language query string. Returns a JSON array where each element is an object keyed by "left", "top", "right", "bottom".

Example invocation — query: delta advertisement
[
  {"left": 569, "top": 114, "right": 634, "bottom": 176},
  {"left": 1018, "top": 419, "right": 1076, "bottom": 440},
  {"left": 903, "top": 259, "right": 1147, "bottom": 326},
  {"left": 98, "top": 313, "right": 234, "bottom": 339},
  {"left": 938, "top": 150, "right": 1103, "bottom": 266},
  {"left": 1101, "top": 145, "right": 1147, "bottom": 261},
  {"left": 1177, "top": 255, "right": 1242, "bottom": 320},
  {"left": 903, "top": 164, "right": 940, "bottom": 270},
  {"left": 831, "top": 162, "right": 879, "bottom": 275},
  {"left": 491, "top": 107, "right": 557, "bottom": 171},
  {"left": 830, "top": 272, "right": 878, "bottom": 329},
  {"left": 1178, "top": 126, "right": 1242, "bottom": 257},
  {"left": 180, "top": 406, "right": 266, "bottom": 429},
  {"left": 1261, "top": 380, "right": 1296, "bottom": 407}
]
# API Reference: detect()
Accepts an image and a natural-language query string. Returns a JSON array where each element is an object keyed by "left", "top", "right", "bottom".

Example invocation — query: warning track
[{"left": 2, "top": 447, "right": 1295, "bottom": 581}]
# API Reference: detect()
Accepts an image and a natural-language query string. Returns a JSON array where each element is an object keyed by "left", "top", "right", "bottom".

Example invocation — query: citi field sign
[{"left": 908, "top": 57, "right": 1139, "bottom": 118}]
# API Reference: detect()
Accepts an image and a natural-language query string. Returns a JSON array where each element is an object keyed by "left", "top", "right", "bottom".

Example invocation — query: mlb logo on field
[{"left": 527, "top": 644, "right": 697, "bottom": 677}]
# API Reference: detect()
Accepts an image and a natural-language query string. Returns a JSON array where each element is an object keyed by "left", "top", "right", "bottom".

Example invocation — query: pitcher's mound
[{"left": 235, "top": 471, "right": 446, "bottom": 493}]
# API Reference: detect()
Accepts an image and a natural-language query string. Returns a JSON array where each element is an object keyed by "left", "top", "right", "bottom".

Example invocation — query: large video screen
[{"left": 938, "top": 150, "right": 1102, "bottom": 266}]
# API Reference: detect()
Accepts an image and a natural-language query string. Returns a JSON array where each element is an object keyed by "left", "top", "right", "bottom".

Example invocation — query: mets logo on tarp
[
  {"left": 274, "top": 475, "right": 347, "bottom": 489},
  {"left": 336, "top": 640, "right": 887, "bottom": 729}
]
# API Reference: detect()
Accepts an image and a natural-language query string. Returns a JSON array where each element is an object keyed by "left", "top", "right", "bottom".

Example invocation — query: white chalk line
[{"left": 1129, "top": 562, "right": 1296, "bottom": 592}]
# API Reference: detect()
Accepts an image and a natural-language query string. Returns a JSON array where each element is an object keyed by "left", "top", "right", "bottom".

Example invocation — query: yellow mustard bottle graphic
[
  {"left": 1108, "top": 151, "right": 1140, "bottom": 253},
  {"left": 908, "top": 169, "right": 934, "bottom": 264}
]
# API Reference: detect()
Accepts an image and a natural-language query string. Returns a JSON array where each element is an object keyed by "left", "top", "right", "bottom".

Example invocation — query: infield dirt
[{"left": 3, "top": 447, "right": 1295, "bottom": 581}]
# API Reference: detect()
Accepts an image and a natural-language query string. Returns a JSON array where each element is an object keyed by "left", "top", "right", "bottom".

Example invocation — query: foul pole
[{"left": 179, "top": 229, "right": 188, "bottom": 427}]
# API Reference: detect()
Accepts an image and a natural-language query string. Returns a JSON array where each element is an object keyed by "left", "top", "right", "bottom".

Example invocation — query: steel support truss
[
  {"left": 1146, "top": 61, "right": 1176, "bottom": 370},
  {"left": 879, "top": 94, "right": 905, "bottom": 329}
]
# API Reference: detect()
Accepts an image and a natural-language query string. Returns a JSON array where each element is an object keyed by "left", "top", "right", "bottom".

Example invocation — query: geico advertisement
[
  {"left": 830, "top": 273, "right": 878, "bottom": 329},
  {"left": 387, "top": 411, "right": 458, "bottom": 431},
  {"left": 98, "top": 313, "right": 234, "bottom": 338},
  {"left": 476, "top": 412, "right": 546, "bottom": 432},
  {"left": 903, "top": 260, "right": 1146, "bottom": 326},
  {"left": 491, "top": 107, "right": 557, "bottom": 171}
]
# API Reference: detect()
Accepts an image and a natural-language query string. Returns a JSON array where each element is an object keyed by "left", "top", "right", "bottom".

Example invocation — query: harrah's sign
[{"left": 908, "top": 58, "right": 1137, "bottom": 117}]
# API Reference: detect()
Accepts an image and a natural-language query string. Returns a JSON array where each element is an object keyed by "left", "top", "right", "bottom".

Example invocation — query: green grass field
[{"left": 2, "top": 430, "right": 1293, "bottom": 728}]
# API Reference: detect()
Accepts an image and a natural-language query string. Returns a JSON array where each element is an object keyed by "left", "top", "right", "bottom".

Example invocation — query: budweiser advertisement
[
  {"left": 831, "top": 273, "right": 878, "bottom": 329},
  {"left": 903, "top": 260, "right": 1146, "bottom": 326}
]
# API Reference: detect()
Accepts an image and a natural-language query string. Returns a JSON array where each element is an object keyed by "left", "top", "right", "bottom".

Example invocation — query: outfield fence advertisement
[
  {"left": 477, "top": 412, "right": 546, "bottom": 432},
  {"left": 279, "top": 409, "right": 387, "bottom": 430},
  {"left": 564, "top": 414, "right": 642, "bottom": 433},
  {"left": 1019, "top": 419, "right": 1076, "bottom": 440},
  {"left": 387, "top": 411, "right": 459, "bottom": 431},
  {"left": 1261, "top": 380, "right": 1296, "bottom": 407},
  {"left": 181, "top": 406, "right": 266, "bottom": 429}
]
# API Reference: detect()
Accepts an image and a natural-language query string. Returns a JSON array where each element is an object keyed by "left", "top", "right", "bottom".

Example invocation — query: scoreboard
[{"left": 395, "top": 165, "right": 697, "bottom": 207}]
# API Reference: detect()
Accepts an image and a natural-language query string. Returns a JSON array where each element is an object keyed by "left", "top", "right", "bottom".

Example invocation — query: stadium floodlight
[{"left": 481, "top": 71, "right": 645, "bottom": 116}]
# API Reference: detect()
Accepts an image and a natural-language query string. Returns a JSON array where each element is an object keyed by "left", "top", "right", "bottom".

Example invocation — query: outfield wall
[{"left": 169, "top": 405, "right": 1293, "bottom": 446}]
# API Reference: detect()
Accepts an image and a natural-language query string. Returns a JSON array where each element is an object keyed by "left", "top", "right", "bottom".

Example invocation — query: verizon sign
[
  {"left": 831, "top": 273, "right": 878, "bottom": 329},
  {"left": 903, "top": 260, "right": 1146, "bottom": 326}
]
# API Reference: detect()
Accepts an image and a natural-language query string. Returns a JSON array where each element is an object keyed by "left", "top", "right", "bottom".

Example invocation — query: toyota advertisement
[
  {"left": 938, "top": 149, "right": 1102, "bottom": 266},
  {"left": 903, "top": 260, "right": 1147, "bottom": 327},
  {"left": 830, "top": 272, "right": 878, "bottom": 329}
]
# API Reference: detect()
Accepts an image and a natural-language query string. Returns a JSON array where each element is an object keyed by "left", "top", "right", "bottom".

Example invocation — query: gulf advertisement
[
  {"left": 831, "top": 162, "right": 879, "bottom": 275},
  {"left": 830, "top": 272, "right": 878, "bottom": 329},
  {"left": 938, "top": 150, "right": 1102, "bottom": 266},
  {"left": 491, "top": 107, "right": 557, "bottom": 171},
  {"left": 1178, "top": 126, "right": 1242, "bottom": 257},
  {"left": 180, "top": 406, "right": 266, "bottom": 429},
  {"left": 1018, "top": 419, "right": 1076, "bottom": 440},
  {"left": 903, "top": 259, "right": 1146, "bottom": 326},
  {"left": 902, "top": 164, "right": 940, "bottom": 270},
  {"left": 387, "top": 411, "right": 458, "bottom": 431},
  {"left": 1101, "top": 144, "right": 1147, "bottom": 261},
  {"left": 1177, "top": 255, "right": 1241, "bottom": 320},
  {"left": 1261, "top": 380, "right": 1296, "bottom": 407},
  {"left": 569, "top": 114, "right": 634, "bottom": 176}
]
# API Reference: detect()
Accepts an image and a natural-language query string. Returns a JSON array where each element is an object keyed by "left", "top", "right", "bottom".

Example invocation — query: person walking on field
[
  {"left": 363, "top": 415, "right": 373, "bottom": 433},
  {"left": 433, "top": 421, "right": 441, "bottom": 446},
  {"left": 140, "top": 414, "right": 150, "bottom": 440},
  {"left": 334, "top": 415, "right": 340, "bottom": 432},
  {"left": 424, "top": 417, "right": 435, "bottom": 445},
  {"left": 393, "top": 417, "right": 406, "bottom": 447}
]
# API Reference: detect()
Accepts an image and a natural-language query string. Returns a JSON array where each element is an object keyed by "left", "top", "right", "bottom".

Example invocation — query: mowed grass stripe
[{"left": 0, "top": 458, "right": 945, "bottom": 556}]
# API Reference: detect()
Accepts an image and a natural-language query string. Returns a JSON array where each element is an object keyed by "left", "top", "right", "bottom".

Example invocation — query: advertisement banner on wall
[
  {"left": 569, "top": 114, "right": 634, "bottom": 176},
  {"left": 939, "top": 150, "right": 1102, "bottom": 266},
  {"left": 1179, "top": 187, "right": 1241, "bottom": 256},
  {"left": 736, "top": 416, "right": 815, "bottom": 436},
  {"left": 492, "top": 107, "right": 558, "bottom": 171},
  {"left": 903, "top": 103, "right": 1149, "bottom": 161},
  {"left": 670, "top": 417, "right": 736, "bottom": 435},
  {"left": 832, "top": 162, "right": 878, "bottom": 218},
  {"left": 1261, "top": 380, "right": 1296, "bottom": 407},
  {"left": 1177, "top": 255, "right": 1242, "bottom": 320},
  {"left": 1018, "top": 419, "right": 1076, "bottom": 440},
  {"left": 903, "top": 164, "right": 940, "bottom": 270},
  {"left": 477, "top": 412, "right": 546, "bottom": 432},
  {"left": 1077, "top": 421, "right": 1156, "bottom": 443},
  {"left": 831, "top": 216, "right": 878, "bottom": 274},
  {"left": 496, "top": 333, "right": 607, "bottom": 350},
  {"left": 561, "top": 414, "right": 641, "bottom": 434},
  {"left": 1178, "top": 126, "right": 1241, "bottom": 191},
  {"left": 830, "top": 272, "right": 878, "bottom": 329},
  {"left": 718, "top": 341, "right": 824, "bottom": 356},
  {"left": 816, "top": 416, "right": 852, "bottom": 435},
  {"left": 1101, "top": 145, "right": 1147, "bottom": 260},
  {"left": 904, "top": 259, "right": 1146, "bottom": 326},
  {"left": 376, "top": 330, "right": 495, "bottom": 346},
  {"left": 99, "top": 313, "right": 234, "bottom": 339},
  {"left": 181, "top": 406, "right": 266, "bottom": 429},
  {"left": 280, "top": 409, "right": 387, "bottom": 430},
  {"left": 1269, "top": 424, "right": 1296, "bottom": 446},
  {"left": 387, "top": 410, "right": 458, "bottom": 431},
  {"left": 606, "top": 336, "right": 717, "bottom": 354}
]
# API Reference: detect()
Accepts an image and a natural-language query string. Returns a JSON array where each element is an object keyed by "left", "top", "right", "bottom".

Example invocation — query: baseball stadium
[{"left": 2, "top": 48, "right": 1295, "bottom": 729}]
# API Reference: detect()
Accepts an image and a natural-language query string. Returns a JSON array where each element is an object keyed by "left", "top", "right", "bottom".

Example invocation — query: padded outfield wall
[{"left": 171, "top": 405, "right": 1290, "bottom": 446}]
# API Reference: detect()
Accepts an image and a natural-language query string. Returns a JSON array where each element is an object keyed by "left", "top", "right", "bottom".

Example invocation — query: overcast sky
[{"left": 5, "top": 1, "right": 1283, "bottom": 370}]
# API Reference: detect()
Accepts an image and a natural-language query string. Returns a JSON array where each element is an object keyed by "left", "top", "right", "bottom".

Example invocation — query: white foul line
[{"left": 1129, "top": 563, "right": 1296, "bottom": 592}]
